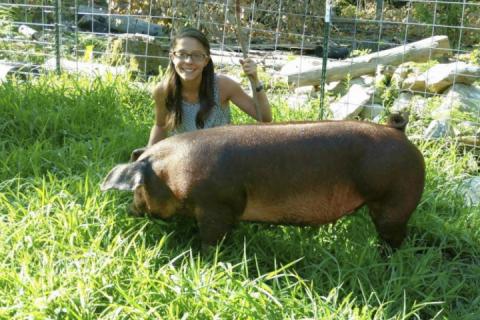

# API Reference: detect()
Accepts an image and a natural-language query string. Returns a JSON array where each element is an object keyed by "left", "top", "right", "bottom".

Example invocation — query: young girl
[{"left": 147, "top": 27, "right": 272, "bottom": 146}]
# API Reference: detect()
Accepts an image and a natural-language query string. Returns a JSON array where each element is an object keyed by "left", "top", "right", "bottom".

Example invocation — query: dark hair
[{"left": 164, "top": 27, "right": 215, "bottom": 130}]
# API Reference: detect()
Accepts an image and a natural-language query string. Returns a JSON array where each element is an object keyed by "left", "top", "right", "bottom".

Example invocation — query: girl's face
[{"left": 170, "top": 37, "right": 210, "bottom": 82}]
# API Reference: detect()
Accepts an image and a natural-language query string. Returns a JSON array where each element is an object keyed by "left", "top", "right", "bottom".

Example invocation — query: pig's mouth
[
  {"left": 128, "top": 202, "right": 176, "bottom": 221},
  {"left": 128, "top": 202, "right": 147, "bottom": 217}
]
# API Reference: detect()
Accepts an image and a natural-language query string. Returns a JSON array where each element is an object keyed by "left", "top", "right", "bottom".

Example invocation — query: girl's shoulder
[
  {"left": 216, "top": 74, "right": 241, "bottom": 93},
  {"left": 216, "top": 73, "right": 236, "bottom": 84}
]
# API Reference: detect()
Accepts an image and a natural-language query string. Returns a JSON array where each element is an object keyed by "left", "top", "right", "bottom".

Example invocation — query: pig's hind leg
[{"left": 366, "top": 194, "right": 419, "bottom": 248}]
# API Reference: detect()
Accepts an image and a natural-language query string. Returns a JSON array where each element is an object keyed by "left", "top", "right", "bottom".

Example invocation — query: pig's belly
[{"left": 240, "top": 186, "right": 365, "bottom": 225}]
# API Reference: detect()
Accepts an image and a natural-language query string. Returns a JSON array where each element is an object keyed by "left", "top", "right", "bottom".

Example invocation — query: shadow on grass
[{"left": 107, "top": 197, "right": 479, "bottom": 319}]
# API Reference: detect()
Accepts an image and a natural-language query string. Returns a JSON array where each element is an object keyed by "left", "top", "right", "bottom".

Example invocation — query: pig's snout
[{"left": 128, "top": 201, "right": 146, "bottom": 217}]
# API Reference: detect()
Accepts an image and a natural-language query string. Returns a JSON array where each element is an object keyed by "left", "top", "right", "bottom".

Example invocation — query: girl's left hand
[{"left": 239, "top": 58, "right": 258, "bottom": 81}]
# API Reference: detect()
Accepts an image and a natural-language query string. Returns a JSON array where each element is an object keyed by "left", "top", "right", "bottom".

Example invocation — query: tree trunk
[{"left": 281, "top": 35, "right": 451, "bottom": 87}]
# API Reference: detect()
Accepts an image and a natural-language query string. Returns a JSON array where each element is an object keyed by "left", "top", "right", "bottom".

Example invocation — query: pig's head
[{"left": 100, "top": 158, "right": 179, "bottom": 219}]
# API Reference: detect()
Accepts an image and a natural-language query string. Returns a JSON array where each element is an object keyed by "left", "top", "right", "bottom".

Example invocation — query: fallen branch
[{"left": 281, "top": 35, "right": 451, "bottom": 87}]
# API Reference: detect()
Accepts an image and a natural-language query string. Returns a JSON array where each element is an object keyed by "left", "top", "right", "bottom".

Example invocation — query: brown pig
[{"left": 101, "top": 114, "right": 425, "bottom": 248}]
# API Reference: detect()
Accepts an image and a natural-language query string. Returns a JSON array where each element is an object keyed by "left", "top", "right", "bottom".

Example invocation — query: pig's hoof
[
  {"left": 379, "top": 243, "right": 395, "bottom": 259},
  {"left": 201, "top": 243, "right": 218, "bottom": 256}
]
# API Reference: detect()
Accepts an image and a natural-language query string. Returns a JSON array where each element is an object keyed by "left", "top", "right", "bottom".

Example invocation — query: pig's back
[{"left": 144, "top": 121, "right": 421, "bottom": 225}]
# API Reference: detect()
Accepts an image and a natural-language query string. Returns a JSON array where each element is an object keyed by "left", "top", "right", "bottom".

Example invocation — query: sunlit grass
[{"left": 0, "top": 73, "right": 479, "bottom": 319}]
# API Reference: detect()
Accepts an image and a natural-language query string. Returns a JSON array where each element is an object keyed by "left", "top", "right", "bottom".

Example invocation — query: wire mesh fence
[{"left": 1, "top": 0, "right": 479, "bottom": 144}]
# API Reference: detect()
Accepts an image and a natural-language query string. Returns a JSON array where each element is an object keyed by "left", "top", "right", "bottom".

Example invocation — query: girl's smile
[{"left": 171, "top": 38, "right": 209, "bottom": 82}]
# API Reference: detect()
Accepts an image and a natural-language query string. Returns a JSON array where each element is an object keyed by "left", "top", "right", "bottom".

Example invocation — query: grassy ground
[{"left": 0, "top": 74, "right": 479, "bottom": 319}]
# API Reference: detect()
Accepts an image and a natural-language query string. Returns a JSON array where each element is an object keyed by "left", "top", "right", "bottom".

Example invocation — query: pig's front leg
[{"left": 195, "top": 203, "right": 238, "bottom": 249}]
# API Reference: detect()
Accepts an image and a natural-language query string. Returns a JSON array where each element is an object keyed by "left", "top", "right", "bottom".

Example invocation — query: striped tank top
[{"left": 172, "top": 75, "right": 231, "bottom": 135}]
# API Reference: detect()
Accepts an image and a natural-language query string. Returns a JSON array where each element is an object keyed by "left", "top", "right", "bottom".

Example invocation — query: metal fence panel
[{"left": 1, "top": 0, "right": 479, "bottom": 144}]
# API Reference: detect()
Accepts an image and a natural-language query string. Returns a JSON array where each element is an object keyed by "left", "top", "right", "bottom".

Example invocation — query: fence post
[
  {"left": 54, "top": 0, "right": 62, "bottom": 74},
  {"left": 319, "top": 0, "right": 331, "bottom": 120}
]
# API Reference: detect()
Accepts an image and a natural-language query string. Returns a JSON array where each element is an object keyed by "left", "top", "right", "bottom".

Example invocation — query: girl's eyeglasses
[{"left": 172, "top": 51, "right": 208, "bottom": 63}]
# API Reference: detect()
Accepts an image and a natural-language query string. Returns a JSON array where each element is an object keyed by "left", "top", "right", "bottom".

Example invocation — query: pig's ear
[
  {"left": 130, "top": 147, "right": 148, "bottom": 162},
  {"left": 100, "top": 161, "right": 146, "bottom": 191}
]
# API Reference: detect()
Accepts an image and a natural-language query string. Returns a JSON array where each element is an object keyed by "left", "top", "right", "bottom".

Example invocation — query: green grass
[{"left": 1, "top": 73, "right": 479, "bottom": 319}]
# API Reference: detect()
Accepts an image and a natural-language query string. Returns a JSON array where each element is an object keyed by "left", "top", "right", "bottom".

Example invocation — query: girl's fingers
[{"left": 240, "top": 58, "right": 258, "bottom": 78}]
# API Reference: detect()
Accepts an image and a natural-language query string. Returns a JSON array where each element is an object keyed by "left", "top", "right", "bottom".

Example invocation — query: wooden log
[
  {"left": 209, "top": 49, "right": 290, "bottom": 71},
  {"left": 77, "top": 5, "right": 164, "bottom": 36},
  {"left": 0, "top": 63, "right": 21, "bottom": 82},
  {"left": 18, "top": 25, "right": 40, "bottom": 40},
  {"left": 281, "top": 35, "right": 451, "bottom": 87},
  {"left": 0, "top": 62, "right": 37, "bottom": 82},
  {"left": 457, "top": 136, "right": 480, "bottom": 148},
  {"left": 43, "top": 58, "right": 127, "bottom": 76}
]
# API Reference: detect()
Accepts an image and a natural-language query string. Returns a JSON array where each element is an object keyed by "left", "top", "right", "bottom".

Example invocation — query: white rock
[
  {"left": 391, "top": 92, "right": 414, "bottom": 113},
  {"left": 402, "top": 73, "right": 427, "bottom": 92},
  {"left": 391, "top": 62, "right": 417, "bottom": 87},
  {"left": 329, "top": 84, "right": 374, "bottom": 120},
  {"left": 286, "top": 93, "right": 312, "bottom": 110},
  {"left": 294, "top": 85, "right": 318, "bottom": 96},
  {"left": 432, "top": 84, "right": 480, "bottom": 120},
  {"left": 423, "top": 119, "right": 453, "bottom": 139},
  {"left": 326, "top": 81, "right": 343, "bottom": 95},
  {"left": 360, "top": 104, "right": 385, "bottom": 120},
  {"left": 425, "top": 61, "right": 480, "bottom": 93},
  {"left": 459, "top": 177, "right": 480, "bottom": 207},
  {"left": 410, "top": 95, "right": 429, "bottom": 116}
]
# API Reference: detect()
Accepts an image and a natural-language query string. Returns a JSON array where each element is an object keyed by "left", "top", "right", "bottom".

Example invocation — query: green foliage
[
  {"left": 470, "top": 49, "right": 480, "bottom": 66},
  {"left": 415, "top": 60, "right": 439, "bottom": 73},
  {"left": 77, "top": 34, "right": 109, "bottom": 59},
  {"left": 0, "top": 5, "right": 35, "bottom": 62},
  {"left": 449, "top": 106, "right": 478, "bottom": 124},
  {"left": 339, "top": 4, "right": 357, "bottom": 18},
  {"left": 349, "top": 48, "right": 372, "bottom": 58},
  {"left": 0, "top": 4, "right": 23, "bottom": 22},
  {"left": 411, "top": 2, "right": 478, "bottom": 48},
  {"left": 0, "top": 5, "right": 15, "bottom": 34},
  {"left": 0, "top": 73, "right": 479, "bottom": 319},
  {"left": 376, "top": 76, "right": 398, "bottom": 109}
]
